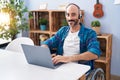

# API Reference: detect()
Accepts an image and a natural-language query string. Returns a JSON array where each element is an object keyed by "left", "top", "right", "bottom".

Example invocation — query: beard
[{"left": 67, "top": 19, "right": 79, "bottom": 27}]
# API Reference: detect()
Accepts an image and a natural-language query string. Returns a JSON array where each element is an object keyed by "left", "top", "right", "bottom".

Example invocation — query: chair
[{"left": 5, "top": 37, "right": 34, "bottom": 53}]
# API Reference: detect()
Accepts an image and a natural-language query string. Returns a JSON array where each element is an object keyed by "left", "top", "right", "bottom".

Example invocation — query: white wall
[{"left": 26, "top": 0, "right": 120, "bottom": 76}]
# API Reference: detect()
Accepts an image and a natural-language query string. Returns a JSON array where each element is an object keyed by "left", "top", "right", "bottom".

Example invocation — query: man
[{"left": 42, "top": 3, "right": 101, "bottom": 70}]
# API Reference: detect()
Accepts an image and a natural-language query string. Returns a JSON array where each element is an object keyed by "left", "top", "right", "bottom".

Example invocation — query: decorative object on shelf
[
  {"left": 0, "top": 0, "right": 28, "bottom": 40},
  {"left": 58, "top": 3, "right": 68, "bottom": 10},
  {"left": 39, "top": 34, "right": 49, "bottom": 44},
  {"left": 61, "top": 19, "right": 68, "bottom": 26},
  {"left": 29, "top": 12, "right": 34, "bottom": 19},
  {"left": 39, "top": 3, "right": 47, "bottom": 10},
  {"left": 114, "top": 0, "right": 120, "bottom": 4},
  {"left": 93, "top": 0, "right": 104, "bottom": 18},
  {"left": 91, "top": 20, "right": 101, "bottom": 35},
  {"left": 39, "top": 18, "right": 48, "bottom": 30}
]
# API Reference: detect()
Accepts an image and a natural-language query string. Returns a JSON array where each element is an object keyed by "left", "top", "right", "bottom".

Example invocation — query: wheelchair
[{"left": 86, "top": 68, "right": 105, "bottom": 80}]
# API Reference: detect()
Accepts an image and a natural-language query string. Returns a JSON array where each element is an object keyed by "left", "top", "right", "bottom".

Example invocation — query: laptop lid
[{"left": 21, "top": 44, "right": 56, "bottom": 69}]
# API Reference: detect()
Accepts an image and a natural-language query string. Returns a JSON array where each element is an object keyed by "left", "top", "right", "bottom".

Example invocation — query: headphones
[{"left": 78, "top": 15, "right": 80, "bottom": 19}]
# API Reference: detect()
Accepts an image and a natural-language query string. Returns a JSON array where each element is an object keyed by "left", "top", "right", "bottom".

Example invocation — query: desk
[{"left": 0, "top": 49, "right": 90, "bottom": 80}]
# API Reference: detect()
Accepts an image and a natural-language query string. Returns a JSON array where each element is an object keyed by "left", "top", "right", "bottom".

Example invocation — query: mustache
[{"left": 68, "top": 20, "right": 75, "bottom": 22}]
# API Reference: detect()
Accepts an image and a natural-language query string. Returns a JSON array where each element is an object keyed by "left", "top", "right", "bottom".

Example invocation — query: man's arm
[
  {"left": 69, "top": 51, "right": 98, "bottom": 61},
  {"left": 42, "top": 41, "right": 98, "bottom": 64},
  {"left": 52, "top": 52, "right": 98, "bottom": 64}
]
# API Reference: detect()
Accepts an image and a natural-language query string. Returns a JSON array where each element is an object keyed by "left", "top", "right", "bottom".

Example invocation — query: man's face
[{"left": 65, "top": 5, "right": 80, "bottom": 27}]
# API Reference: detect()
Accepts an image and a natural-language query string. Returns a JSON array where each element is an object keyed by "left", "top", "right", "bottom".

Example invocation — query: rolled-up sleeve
[{"left": 86, "top": 30, "right": 101, "bottom": 57}]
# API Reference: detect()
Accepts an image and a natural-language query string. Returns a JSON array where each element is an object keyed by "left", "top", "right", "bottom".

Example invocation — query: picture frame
[
  {"left": 39, "top": 3, "right": 48, "bottom": 10},
  {"left": 58, "top": 3, "right": 68, "bottom": 10}
]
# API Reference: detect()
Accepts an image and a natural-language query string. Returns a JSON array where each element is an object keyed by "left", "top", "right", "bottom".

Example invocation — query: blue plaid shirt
[{"left": 44, "top": 23, "right": 101, "bottom": 70}]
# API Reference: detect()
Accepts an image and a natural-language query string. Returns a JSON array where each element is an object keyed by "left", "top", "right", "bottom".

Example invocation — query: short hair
[{"left": 65, "top": 3, "right": 80, "bottom": 11}]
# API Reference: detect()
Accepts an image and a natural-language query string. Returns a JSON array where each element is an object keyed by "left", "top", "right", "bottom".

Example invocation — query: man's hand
[{"left": 52, "top": 55, "right": 71, "bottom": 64}]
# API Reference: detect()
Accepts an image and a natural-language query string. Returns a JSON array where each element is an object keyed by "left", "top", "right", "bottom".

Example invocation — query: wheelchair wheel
[{"left": 86, "top": 68, "right": 105, "bottom": 80}]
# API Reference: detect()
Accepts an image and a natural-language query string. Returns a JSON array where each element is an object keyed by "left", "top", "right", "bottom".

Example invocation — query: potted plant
[
  {"left": 29, "top": 12, "right": 34, "bottom": 29},
  {"left": 61, "top": 19, "right": 68, "bottom": 26},
  {"left": 39, "top": 18, "right": 48, "bottom": 30},
  {"left": 91, "top": 20, "right": 101, "bottom": 35},
  {"left": 29, "top": 12, "right": 34, "bottom": 19},
  {"left": 0, "top": 0, "right": 28, "bottom": 40}
]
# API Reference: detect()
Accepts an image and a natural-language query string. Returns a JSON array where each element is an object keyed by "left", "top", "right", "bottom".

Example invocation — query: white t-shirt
[{"left": 63, "top": 30, "right": 80, "bottom": 56}]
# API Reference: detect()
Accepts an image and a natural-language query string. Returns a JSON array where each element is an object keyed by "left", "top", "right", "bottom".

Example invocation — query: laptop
[{"left": 21, "top": 44, "right": 62, "bottom": 69}]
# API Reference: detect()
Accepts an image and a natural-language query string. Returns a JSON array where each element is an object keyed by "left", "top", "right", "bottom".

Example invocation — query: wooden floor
[{"left": 111, "top": 75, "right": 120, "bottom": 80}]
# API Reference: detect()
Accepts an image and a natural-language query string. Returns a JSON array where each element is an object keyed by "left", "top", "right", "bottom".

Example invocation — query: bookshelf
[{"left": 95, "top": 34, "right": 112, "bottom": 80}]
